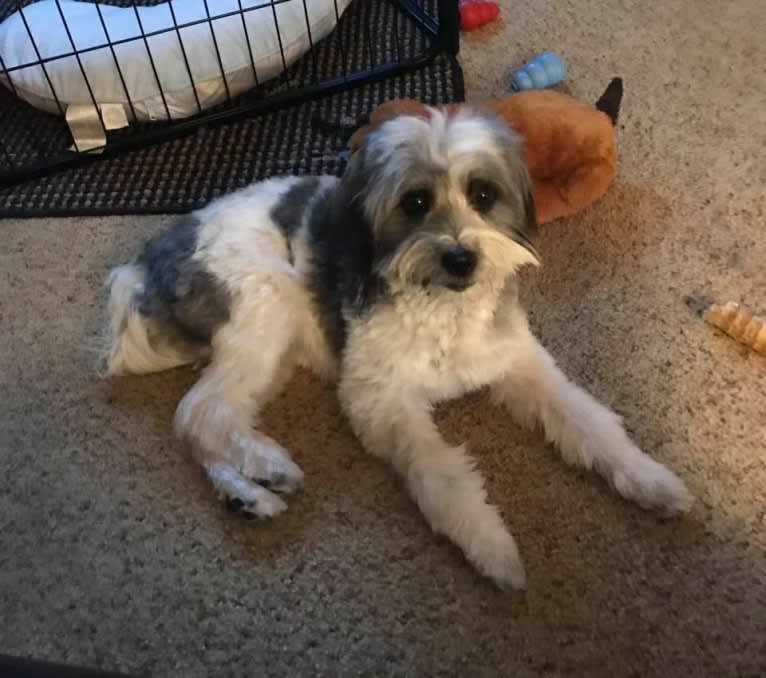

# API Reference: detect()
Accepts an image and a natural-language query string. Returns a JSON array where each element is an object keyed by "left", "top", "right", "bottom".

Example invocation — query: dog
[{"left": 103, "top": 105, "right": 692, "bottom": 589}]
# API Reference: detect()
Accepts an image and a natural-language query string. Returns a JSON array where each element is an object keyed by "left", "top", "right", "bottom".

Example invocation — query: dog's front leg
[
  {"left": 490, "top": 329, "right": 693, "bottom": 514},
  {"left": 339, "top": 376, "right": 526, "bottom": 589}
]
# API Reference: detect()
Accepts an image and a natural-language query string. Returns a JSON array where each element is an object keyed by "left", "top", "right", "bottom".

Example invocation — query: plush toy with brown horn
[{"left": 348, "top": 78, "right": 623, "bottom": 225}]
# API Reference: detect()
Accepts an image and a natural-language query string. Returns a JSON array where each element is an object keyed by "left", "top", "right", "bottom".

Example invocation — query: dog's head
[{"left": 340, "top": 103, "right": 539, "bottom": 295}]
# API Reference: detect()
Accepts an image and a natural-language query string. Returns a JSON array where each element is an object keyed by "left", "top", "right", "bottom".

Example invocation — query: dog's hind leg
[
  {"left": 102, "top": 264, "right": 205, "bottom": 376},
  {"left": 339, "top": 376, "right": 526, "bottom": 590},
  {"left": 175, "top": 283, "right": 305, "bottom": 519},
  {"left": 490, "top": 329, "right": 693, "bottom": 515}
]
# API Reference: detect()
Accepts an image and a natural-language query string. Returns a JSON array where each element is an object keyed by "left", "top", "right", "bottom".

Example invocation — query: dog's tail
[
  {"left": 99, "top": 263, "right": 197, "bottom": 377},
  {"left": 595, "top": 77, "right": 623, "bottom": 126}
]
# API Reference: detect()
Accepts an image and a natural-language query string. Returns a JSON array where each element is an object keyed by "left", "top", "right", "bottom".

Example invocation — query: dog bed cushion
[{"left": 0, "top": 0, "right": 352, "bottom": 121}]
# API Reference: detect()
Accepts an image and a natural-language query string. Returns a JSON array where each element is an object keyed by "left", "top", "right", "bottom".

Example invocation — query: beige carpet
[{"left": 1, "top": 1, "right": 765, "bottom": 676}]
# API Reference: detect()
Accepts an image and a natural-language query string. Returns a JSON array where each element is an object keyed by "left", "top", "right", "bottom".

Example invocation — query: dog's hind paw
[
  {"left": 205, "top": 462, "right": 288, "bottom": 520},
  {"left": 237, "top": 432, "right": 304, "bottom": 495}
]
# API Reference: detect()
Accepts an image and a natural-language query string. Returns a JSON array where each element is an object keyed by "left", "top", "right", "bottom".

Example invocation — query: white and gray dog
[{"left": 104, "top": 106, "right": 692, "bottom": 588}]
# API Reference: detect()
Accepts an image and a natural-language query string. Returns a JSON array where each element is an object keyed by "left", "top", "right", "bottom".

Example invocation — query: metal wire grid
[{"left": 0, "top": 0, "right": 459, "bottom": 187}]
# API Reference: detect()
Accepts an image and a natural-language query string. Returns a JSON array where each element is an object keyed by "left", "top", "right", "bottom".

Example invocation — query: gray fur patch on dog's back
[
  {"left": 136, "top": 216, "right": 231, "bottom": 344},
  {"left": 270, "top": 177, "right": 322, "bottom": 238}
]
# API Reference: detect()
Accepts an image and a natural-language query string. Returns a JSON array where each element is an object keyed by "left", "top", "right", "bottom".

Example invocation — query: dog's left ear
[
  {"left": 348, "top": 98, "right": 433, "bottom": 155},
  {"left": 499, "top": 127, "right": 540, "bottom": 261},
  {"left": 522, "top": 176, "right": 538, "bottom": 240},
  {"left": 520, "top": 180, "right": 540, "bottom": 260}
]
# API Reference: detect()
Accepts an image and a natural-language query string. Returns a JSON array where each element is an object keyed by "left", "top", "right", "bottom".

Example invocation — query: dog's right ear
[
  {"left": 327, "top": 133, "right": 391, "bottom": 313},
  {"left": 348, "top": 98, "right": 432, "bottom": 156}
]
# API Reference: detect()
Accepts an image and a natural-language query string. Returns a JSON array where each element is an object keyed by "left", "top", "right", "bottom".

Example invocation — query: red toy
[{"left": 459, "top": 0, "right": 500, "bottom": 31}]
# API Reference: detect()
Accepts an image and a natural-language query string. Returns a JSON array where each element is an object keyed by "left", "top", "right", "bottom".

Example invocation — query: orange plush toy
[{"left": 349, "top": 78, "right": 623, "bottom": 225}]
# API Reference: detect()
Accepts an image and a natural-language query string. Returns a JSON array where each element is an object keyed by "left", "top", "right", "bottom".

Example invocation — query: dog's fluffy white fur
[{"left": 103, "top": 107, "right": 692, "bottom": 589}]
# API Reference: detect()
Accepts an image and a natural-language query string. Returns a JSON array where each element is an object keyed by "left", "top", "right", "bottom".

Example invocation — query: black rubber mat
[{"left": 0, "top": 1, "right": 464, "bottom": 216}]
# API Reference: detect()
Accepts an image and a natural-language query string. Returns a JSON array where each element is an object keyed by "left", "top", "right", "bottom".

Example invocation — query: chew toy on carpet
[
  {"left": 510, "top": 52, "right": 567, "bottom": 91},
  {"left": 703, "top": 302, "right": 766, "bottom": 354},
  {"left": 459, "top": 0, "right": 500, "bottom": 31}
]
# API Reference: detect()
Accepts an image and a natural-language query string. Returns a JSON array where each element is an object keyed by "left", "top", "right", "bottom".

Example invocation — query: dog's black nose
[{"left": 441, "top": 246, "right": 477, "bottom": 278}]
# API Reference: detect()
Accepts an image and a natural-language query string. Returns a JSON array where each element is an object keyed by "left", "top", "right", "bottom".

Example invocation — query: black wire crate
[{"left": 0, "top": 0, "right": 459, "bottom": 188}]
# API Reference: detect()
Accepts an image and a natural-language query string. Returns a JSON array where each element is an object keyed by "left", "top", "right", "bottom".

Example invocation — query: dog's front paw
[
  {"left": 205, "top": 462, "right": 289, "bottom": 520},
  {"left": 612, "top": 454, "right": 693, "bottom": 516},
  {"left": 467, "top": 525, "right": 527, "bottom": 590}
]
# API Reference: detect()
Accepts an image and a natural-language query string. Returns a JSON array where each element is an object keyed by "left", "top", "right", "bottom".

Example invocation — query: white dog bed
[{"left": 0, "top": 0, "right": 352, "bottom": 122}]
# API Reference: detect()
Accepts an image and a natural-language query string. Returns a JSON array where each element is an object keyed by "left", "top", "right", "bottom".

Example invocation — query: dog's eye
[
  {"left": 468, "top": 180, "right": 498, "bottom": 213},
  {"left": 400, "top": 189, "right": 432, "bottom": 217}
]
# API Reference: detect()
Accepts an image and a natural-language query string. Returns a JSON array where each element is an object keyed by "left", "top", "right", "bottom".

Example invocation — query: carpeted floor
[{"left": 1, "top": 1, "right": 765, "bottom": 676}]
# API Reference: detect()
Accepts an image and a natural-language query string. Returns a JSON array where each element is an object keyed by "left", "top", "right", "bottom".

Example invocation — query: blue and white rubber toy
[{"left": 510, "top": 52, "right": 567, "bottom": 91}]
